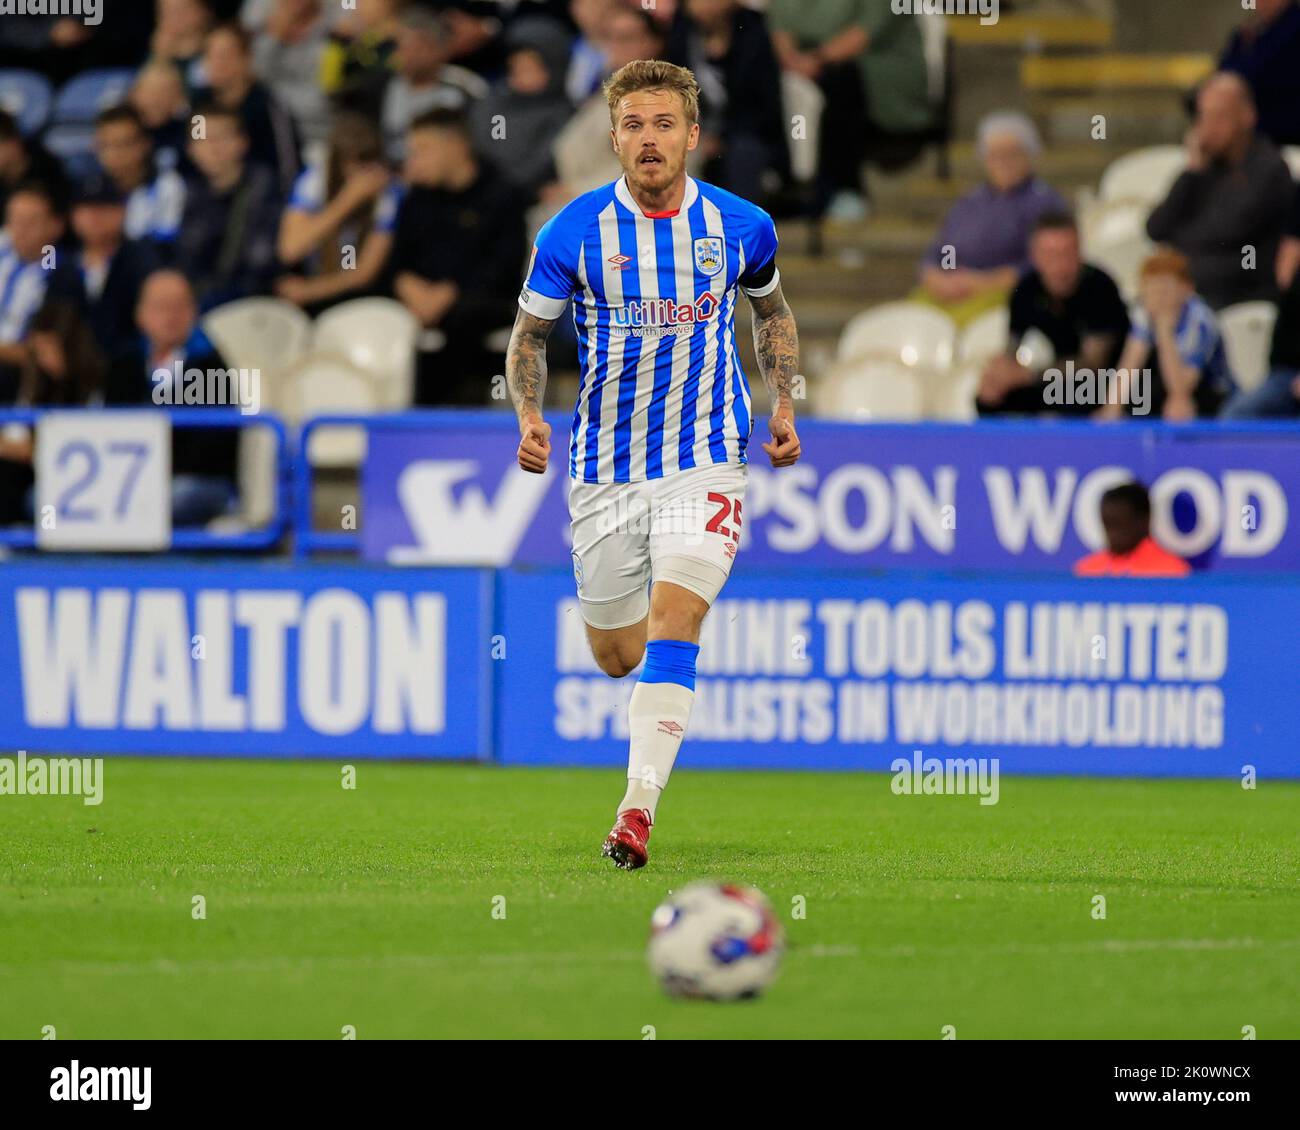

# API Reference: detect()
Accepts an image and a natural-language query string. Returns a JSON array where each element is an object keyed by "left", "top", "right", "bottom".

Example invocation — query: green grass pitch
[{"left": 2, "top": 758, "right": 1297, "bottom": 1039}]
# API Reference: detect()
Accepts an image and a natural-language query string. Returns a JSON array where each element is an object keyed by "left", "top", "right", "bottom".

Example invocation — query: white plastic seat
[
  {"left": 1216, "top": 301, "right": 1278, "bottom": 393},
  {"left": 1085, "top": 231, "right": 1154, "bottom": 303},
  {"left": 1098, "top": 145, "right": 1186, "bottom": 205},
  {"left": 1079, "top": 198, "right": 1150, "bottom": 251},
  {"left": 780, "top": 72, "right": 824, "bottom": 185},
  {"left": 958, "top": 306, "right": 1010, "bottom": 366},
  {"left": 1282, "top": 146, "right": 1300, "bottom": 181},
  {"left": 201, "top": 298, "right": 313, "bottom": 412},
  {"left": 932, "top": 305, "right": 1012, "bottom": 421},
  {"left": 312, "top": 297, "right": 420, "bottom": 410},
  {"left": 817, "top": 359, "right": 925, "bottom": 421},
  {"left": 237, "top": 424, "right": 280, "bottom": 528},
  {"left": 280, "top": 357, "right": 378, "bottom": 467},
  {"left": 836, "top": 301, "right": 957, "bottom": 372}
]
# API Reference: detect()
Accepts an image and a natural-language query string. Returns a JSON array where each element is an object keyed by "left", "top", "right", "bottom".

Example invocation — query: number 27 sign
[{"left": 35, "top": 411, "right": 171, "bottom": 551}]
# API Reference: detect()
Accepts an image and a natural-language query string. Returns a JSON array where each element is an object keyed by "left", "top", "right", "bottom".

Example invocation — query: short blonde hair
[{"left": 604, "top": 59, "right": 700, "bottom": 128}]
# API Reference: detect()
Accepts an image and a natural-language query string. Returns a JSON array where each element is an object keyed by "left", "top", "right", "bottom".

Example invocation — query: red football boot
[{"left": 602, "top": 808, "right": 652, "bottom": 870}]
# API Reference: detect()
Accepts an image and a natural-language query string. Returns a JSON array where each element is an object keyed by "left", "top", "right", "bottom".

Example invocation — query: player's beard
[{"left": 626, "top": 149, "right": 685, "bottom": 198}]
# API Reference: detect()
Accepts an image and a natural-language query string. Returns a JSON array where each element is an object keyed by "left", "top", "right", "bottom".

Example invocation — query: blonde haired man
[{"left": 506, "top": 59, "right": 803, "bottom": 870}]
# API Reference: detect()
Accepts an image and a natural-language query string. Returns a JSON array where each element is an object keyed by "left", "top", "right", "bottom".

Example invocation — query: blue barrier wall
[
  {"left": 496, "top": 568, "right": 1300, "bottom": 777},
  {"left": 355, "top": 413, "right": 1300, "bottom": 572},
  {"left": 2, "top": 558, "right": 1296, "bottom": 777},
  {"left": 0, "top": 561, "right": 492, "bottom": 757}
]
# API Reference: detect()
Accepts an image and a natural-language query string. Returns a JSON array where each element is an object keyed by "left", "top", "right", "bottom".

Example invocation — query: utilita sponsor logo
[
  {"left": 50, "top": 1061, "right": 151, "bottom": 1110},
  {"left": 612, "top": 292, "right": 720, "bottom": 329}
]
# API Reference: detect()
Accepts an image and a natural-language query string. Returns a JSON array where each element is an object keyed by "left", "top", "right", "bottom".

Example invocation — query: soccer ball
[{"left": 647, "top": 882, "right": 784, "bottom": 1000}]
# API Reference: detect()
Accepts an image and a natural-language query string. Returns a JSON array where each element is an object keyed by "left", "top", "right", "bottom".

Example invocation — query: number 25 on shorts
[{"left": 705, "top": 492, "right": 743, "bottom": 539}]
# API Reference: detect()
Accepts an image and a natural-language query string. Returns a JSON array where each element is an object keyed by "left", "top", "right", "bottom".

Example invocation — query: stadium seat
[
  {"left": 1097, "top": 145, "right": 1186, "bottom": 205},
  {"left": 39, "top": 123, "right": 98, "bottom": 178},
  {"left": 817, "top": 358, "right": 926, "bottom": 421},
  {"left": 1079, "top": 197, "right": 1150, "bottom": 251},
  {"left": 836, "top": 301, "right": 957, "bottom": 371},
  {"left": 51, "top": 68, "right": 137, "bottom": 124},
  {"left": 312, "top": 297, "right": 419, "bottom": 411},
  {"left": 779, "top": 72, "right": 824, "bottom": 186},
  {"left": 1283, "top": 146, "right": 1300, "bottom": 181},
  {"left": 1085, "top": 227, "right": 1154, "bottom": 303},
  {"left": 1217, "top": 301, "right": 1278, "bottom": 393},
  {"left": 201, "top": 298, "right": 313, "bottom": 411},
  {"left": 959, "top": 306, "right": 1010, "bottom": 366},
  {"left": 280, "top": 356, "right": 378, "bottom": 467},
  {"left": 236, "top": 425, "right": 281, "bottom": 530},
  {"left": 934, "top": 306, "right": 1011, "bottom": 420},
  {"left": 0, "top": 69, "right": 53, "bottom": 135}
]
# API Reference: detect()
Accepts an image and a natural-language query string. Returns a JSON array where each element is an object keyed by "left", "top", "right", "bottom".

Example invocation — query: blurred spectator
[
  {"left": 437, "top": 1, "right": 508, "bottom": 76},
  {"left": 322, "top": 0, "right": 406, "bottom": 118},
  {"left": 544, "top": 6, "right": 665, "bottom": 209},
  {"left": 1074, "top": 482, "right": 1191, "bottom": 578},
  {"left": 767, "top": 0, "right": 932, "bottom": 220},
  {"left": 0, "top": 110, "right": 70, "bottom": 219},
  {"left": 1278, "top": 185, "right": 1300, "bottom": 292},
  {"left": 1222, "top": 210, "right": 1300, "bottom": 418},
  {"left": 567, "top": 0, "right": 615, "bottom": 103},
  {"left": 469, "top": 17, "right": 575, "bottom": 201},
  {"left": 1100, "top": 250, "right": 1236, "bottom": 422},
  {"left": 0, "top": 301, "right": 106, "bottom": 526},
  {"left": 664, "top": 0, "right": 789, "bottom": 206},
  {"left": 1146, "top": 72, "right": 1293, "bottom": 310},
  {"left": 276, "top": 112, "right": 402, "bottom": 311},
  {"left": 152, "top": 0, "right": 218, "bottom": 92},
  {"left": 390, "top": 109, "right": 527, "bottom": 405},
  {"left": 382, "top": 7, "right": 488, "bottom": 161},
  {"left": 977, "top": 212, "right": 1130, "bottom": 417},
  {"left": 0, "top": 184, "right": 65, "bottom": 392},
  {"left": 130, "top": 60, "right": 194, "bottom": 174},
  {"left": 252, "top": 0, "right": 333, "bottom": 145},
  {"left": 0, "top": 0, "right": 151, "bottom": 82},
  {"left": 176, "top": 105, "right": 282, "bottom": 308},
  {"left": 17, "top": 300, "right": 106, "bottom": 408},
  {"left": 1218, "top": 0, "right": 1300, "bottom": 147},
  {"left": 1076, "top": 481, "right": 1190, "bottom": 577},
  {"left": 105, "top": 270, "right": 240, "bottom": 526},
  {"left": 917, "top": 112, "right": 1066, "bottom": 327},
  {"left": 197, "top": 21, "right": 302, "bottom": 194},
  {"left": 48, "top": 175, "right": 160, "bottom": 357},
  {"left": 95, "top": 106, "right": 188, "bottom": 247}
]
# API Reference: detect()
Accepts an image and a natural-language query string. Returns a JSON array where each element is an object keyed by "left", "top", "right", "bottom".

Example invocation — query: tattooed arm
[
  {"left": 506, "top": 306, "right": 558, "bottom": 473},
  {"left": 748, "top": 282, "right": 802, "bottom": 468}
]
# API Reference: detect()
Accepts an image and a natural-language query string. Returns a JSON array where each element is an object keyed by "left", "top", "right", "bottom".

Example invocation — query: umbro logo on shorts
[{"left": 657, "top": 720, "right": 684, "bottom": 736}]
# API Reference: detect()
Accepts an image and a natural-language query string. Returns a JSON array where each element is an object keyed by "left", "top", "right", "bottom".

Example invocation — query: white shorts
[{"left": 568, "top": 462, "right": 748, "bottom": 629}]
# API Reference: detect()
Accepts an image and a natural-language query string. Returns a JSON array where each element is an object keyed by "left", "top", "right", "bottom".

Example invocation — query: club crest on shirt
[{"left": 693, "top": 236, "right": 724, "bottom": 277}]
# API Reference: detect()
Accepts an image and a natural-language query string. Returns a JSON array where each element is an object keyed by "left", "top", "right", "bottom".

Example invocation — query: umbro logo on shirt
[{"left": 607, "top": 253, "right": 632, "bottom": 270}]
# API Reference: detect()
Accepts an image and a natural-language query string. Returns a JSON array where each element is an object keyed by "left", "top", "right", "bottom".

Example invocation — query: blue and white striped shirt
[
  {"left": 519, "top": 174, "right": 780, "bottom": 483},
  {"left": 125, "top": 168, "right": 187, "bottom": 244},
  {"left": 1130, "top": 295, "right": 1238, "bottom": 396},
  {"left": 0, "top": 234, "right": 49, "bottom": 344}
]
